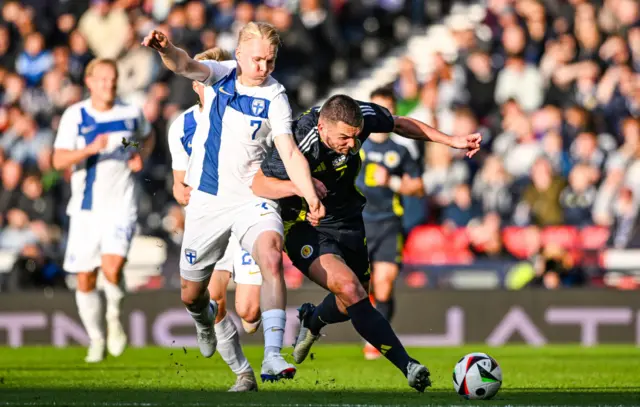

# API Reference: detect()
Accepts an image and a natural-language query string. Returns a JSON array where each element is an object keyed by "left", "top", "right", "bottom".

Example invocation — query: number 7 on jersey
[{"left": 250, "top": 120, "right": 261, "bottom": 140}]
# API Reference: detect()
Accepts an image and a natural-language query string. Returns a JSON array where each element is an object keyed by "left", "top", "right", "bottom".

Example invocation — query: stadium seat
[
  {"left": 541, "top": 226, "right": 580, "bottom": 250},
  {"left": 404, "top": 248, "right": 474, "bottom": 265},
  {"left": 403, "top": 225, "right": 474, "bottom": 265},
  {"left": 451, "top": 228, "right": 470, "bottom": 250},
  {"left": 404, "top": 225, "right": 447, "bottom": 254},
  {"left": 502, "top": 226, "right": 536, "bottom": 259},
  {"left": 283, "top": 252, "right": 304, "bottom": 289},
  {"left": 580, "top": 226, "right": 611, "bottom": 250}
]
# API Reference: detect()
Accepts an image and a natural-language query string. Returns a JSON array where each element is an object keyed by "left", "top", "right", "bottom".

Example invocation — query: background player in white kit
[
  {"left": 52, "top": 58, "right": 154, "bottom": 363},
  {"left": 143, "top": 22, "right": 325, "bottom": 381},
  {"left": 168, "top": 47, "right": 262, "bottom": 392}
]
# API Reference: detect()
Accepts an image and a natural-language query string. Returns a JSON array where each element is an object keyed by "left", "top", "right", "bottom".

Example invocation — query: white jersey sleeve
[
  {"left": 168, "top": 113, "right": 189, "bottom": 171},
  {"left": 54, "top": 106, "right": 80, "bottom": 150},
  {"left": 202, "top": 60, "right": 238, "bottom": 86},
  {"left": 267, "top": 92, "right": 293, "bottom": 141}
]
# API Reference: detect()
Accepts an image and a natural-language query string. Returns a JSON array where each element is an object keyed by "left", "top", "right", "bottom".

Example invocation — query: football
[{"left": 453, "top": 352, "right": 503, "bottom": 400}]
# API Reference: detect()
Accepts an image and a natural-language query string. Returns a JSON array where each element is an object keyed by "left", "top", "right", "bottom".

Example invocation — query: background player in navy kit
[
  {"left": 252, "top": 94, "right": 481, "bottom": 392},
  {"left": 356, "top": 87, "right": 424, "bottom": 360}
]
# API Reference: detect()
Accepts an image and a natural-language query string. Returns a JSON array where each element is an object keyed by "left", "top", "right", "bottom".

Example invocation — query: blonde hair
[
  {"left": 84, "top": 58, "right": 118, "bottom": 79},
  {"left": 195, "top": 47, "right": 232, "bottom": 62},
  {"left": 238, "top": 22, "right": 281, "bottom": 49}
]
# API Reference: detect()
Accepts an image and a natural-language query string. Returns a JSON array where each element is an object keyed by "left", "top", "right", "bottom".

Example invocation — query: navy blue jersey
[
  {"left": 261, "top": 101, "right": 395, "bottom": 225},
  {"left": 357, "top": 137, "right": 421, "bottom": 222}
]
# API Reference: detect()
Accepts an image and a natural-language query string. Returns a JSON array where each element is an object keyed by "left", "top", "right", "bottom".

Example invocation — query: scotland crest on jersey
[{"left": 252, "top": 99, "right": 266, "bottom": 116}]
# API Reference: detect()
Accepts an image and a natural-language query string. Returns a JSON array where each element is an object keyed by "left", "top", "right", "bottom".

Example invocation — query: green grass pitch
[{"left": 1, "top": 345, "right": 639, "bottom": 406}]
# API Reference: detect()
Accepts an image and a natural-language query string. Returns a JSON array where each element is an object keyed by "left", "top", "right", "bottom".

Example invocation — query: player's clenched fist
[
  {"left": 141, "top": 30, "right": 170, "bottom": 52},
  {"left": 306, "top": 199, "right": 325, "bottom": 226}
]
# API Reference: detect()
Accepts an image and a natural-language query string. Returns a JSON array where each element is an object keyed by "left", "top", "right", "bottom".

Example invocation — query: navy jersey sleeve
[
  {"left": 358, "top": 101, "right": 395, "bottom": 135},
  {"left": 400, "top": 145, "right": 421, "bottom": 178},
  {"left": 261, "top": 147, "right": 289, "bottom": 180}
]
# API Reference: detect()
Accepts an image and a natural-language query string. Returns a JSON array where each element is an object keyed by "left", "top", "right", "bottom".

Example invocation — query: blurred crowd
[
  {"left": 1, "top": 0, "right": 640, "bottom": 291},
  {"left": 0, "top": 0, "right": 424, "bottom": 290},
  {"left": 389, "top": 0, "right": 640, "bottom": 289}
]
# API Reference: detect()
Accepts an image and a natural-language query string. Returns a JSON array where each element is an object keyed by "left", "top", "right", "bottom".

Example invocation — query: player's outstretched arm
[
  {"left": 273, "top": 134, "right": 326, "bottom": 219},
  {"left": 141, "top": 30, "right": 210, "bottom": 83},
  {"left": 393, "top": 116, "right": 482, "bottom": 158}
]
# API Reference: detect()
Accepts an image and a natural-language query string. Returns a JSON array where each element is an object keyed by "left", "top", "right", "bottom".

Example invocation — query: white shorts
[
  {"left": 215, "top": 235, "right": 262, "bottom": 286},
  {"left": 180, "top": 191, "right": 282, "bottom": 282},
  {"left": 63, "top": 211, "right": 137, "bottom": 273},
  {"left": 233, "top": 245, "right": 263, "bottom": 286}
]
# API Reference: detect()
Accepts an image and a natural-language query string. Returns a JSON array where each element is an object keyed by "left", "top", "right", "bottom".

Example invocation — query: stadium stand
[{"left": 1, "top": 0, "right": 639, "bottom": 292}]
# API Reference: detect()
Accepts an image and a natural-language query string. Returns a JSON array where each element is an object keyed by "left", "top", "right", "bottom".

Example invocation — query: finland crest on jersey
[{"left": 184, "top": 62, "right": 293, "bottom": 204}]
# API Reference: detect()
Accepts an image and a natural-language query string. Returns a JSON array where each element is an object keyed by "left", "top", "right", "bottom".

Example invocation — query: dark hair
[
  {"left": 319, "top": 94, "right": 363, "bottom": 128},
  {"left": 369, "top": 87, "right": 396, "bottom": 104}
]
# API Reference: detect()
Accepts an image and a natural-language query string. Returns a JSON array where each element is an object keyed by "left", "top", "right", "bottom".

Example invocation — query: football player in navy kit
[{"left": 252, "top": 94, "right": 481, "bottom": 392}]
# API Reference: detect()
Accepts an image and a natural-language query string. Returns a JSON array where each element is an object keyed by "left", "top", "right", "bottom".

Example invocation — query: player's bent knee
[
  {"left": 180, "top": 279, "right": 209, "bottom": 308},
  {"left": 256, "top": 248, "right": 282, "bottom": 279},
  {"left": 335, "top": 281, "right": 367, "bottom": 307},
  {"left": 236, "top": 301, "right": 260, "bottom": 323},
  {"left": 101, "top": 254, "right": 126, "bottom": 281}
]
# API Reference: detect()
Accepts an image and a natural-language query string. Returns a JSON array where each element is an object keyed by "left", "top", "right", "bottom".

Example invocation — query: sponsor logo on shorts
[
  {"left": 301, "top": 245, "right": 313, "bottom": 259},
  {"left": 248, "top": 270, "right": 261, "bottom": 275},
  {"left": 184, "top": 249, "right": 197, "bottom": 265}
]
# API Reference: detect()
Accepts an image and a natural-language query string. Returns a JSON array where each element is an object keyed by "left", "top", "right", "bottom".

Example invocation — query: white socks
[
  {"left": 262, "top": 309, "right": 286, "bottom": 357},
  {"left": 75, "top": 290, "right": 104, "bottom": 344},
  {"left": 103, "top": 280, "right": 124, "bottom": 324},
  {"left": 186, "top": 293, "right": 214, "bottom": 330},
  {"left": 215, "top": 314, "right": 251, "bottom": 375}
]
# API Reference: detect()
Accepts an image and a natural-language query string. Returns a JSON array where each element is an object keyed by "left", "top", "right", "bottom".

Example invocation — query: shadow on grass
[{"left": 1, "top": 388, "right": 639, "bottom": 406}]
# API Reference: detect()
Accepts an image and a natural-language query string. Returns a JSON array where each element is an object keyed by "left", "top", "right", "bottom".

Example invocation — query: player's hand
[
  {"left": 306, "top": 198, "right": 325, "bottom": 226},
  {"left": 127, "top": 153, "right": 143, "bottom": 173},
  {"left": 312, "top": 178, "right": 327, "bottom": 199},
  {"left": 141, "top": 30, "right": 170, "bottom": 53},
  {"left": 173, "top": 182, "right": 193, "bottom": 206},
  {"left": 86, "top": 134, "right": 109, "bottom": 155},
  {"left": 373, "top": 165, "right": 390, "bottom": 186},
  {"left": 451, "top": 133, "right": 482, "bottom": 158}
]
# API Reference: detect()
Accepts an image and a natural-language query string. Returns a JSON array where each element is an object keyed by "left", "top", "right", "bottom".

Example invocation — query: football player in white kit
[
  {"left": 168, "top": 47, "right": 262, "bottom": 392},
  {"left": 143, "top": 22, "right": 325, "bottom": 381},
  {"left": 52, "top": 58, "right": 154, "bottom": 363}
]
